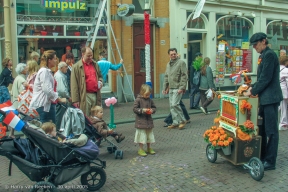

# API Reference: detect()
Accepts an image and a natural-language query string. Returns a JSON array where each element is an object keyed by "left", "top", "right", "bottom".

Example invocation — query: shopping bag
[
  {"left": 205, "top": 89, "right": 214, "bottom": 101},
  {"left": 17, "top": 87, "right": 39, "bottom": 118}
]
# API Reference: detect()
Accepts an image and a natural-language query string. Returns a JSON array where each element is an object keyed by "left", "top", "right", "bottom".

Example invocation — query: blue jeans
[
  {"left": 36, "top": 104, "right": 56, "bottom": 124},
  {"left": 190, "top": 83, "right": 200, "bottom": 108}
]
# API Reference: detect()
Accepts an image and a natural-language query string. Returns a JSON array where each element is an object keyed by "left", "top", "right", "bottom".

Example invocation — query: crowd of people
[{"left": 0, "top": 32, "right": 288, "bottom": 164}]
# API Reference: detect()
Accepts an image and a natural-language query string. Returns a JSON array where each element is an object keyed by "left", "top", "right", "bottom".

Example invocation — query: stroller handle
[{"left": 0, "top": 110, "right": 6, "bottom": 117}]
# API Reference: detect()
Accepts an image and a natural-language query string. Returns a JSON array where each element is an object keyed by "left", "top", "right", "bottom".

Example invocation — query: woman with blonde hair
[
  {"left": 199, "top": 57, "right": 216, "bottom": 115},
  {"left": 29, "top": 50, "right": 66, "bottom": 124},
  {"left": 26, "top": 59, "right": 39, "bottom": 87},
  {"left": 0, "top": 58, "right": 14, "bottom": 103}
]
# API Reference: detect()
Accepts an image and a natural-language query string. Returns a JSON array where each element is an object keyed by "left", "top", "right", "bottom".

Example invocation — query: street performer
[{"left": 244, "top": 32, "right": 283, "bottom": 171}]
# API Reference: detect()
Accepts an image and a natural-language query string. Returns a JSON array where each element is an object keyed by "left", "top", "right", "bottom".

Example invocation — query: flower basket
[
  {"left": 221, "top": 145, "right": 231, "bottom": 155},
  {"left": 203, "top": 126, "right": 233, "bottom": 149}
]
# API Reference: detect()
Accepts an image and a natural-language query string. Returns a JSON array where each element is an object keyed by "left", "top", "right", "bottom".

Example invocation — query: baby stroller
[
  {"left": 56, "top": 103, "right": 124, "bottom": 159},
  {"left": 0, "top": 110, "right": 107, "bottom": 191}
]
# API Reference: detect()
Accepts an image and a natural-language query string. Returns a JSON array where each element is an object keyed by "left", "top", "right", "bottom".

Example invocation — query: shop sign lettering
[{"left": 42, "top": 0, "right": 87, "bottom": 11}]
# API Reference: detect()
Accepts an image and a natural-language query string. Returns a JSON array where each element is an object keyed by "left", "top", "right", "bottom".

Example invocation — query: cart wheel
[
  {"left": 248, "top": 157, "right": 264, "bottom": 181},
  {"left": 30, "top": 181, "right": 57, "bottom": 192},
  {"left": 81, "top": 166, "right": 106, "bottom": 191},
  {"left": 206, "top": 144, "right": 217, "bottom": 163}
]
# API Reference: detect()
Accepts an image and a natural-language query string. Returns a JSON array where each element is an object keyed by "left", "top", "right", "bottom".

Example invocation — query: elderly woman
[
  {"left": 54, "top": 62, "right": 71, "bottom": 102},
  {"left": 11, "top": 63, "right": 28, "bottom": 108},
  {"left": 0, "top": 58, "right": 14, "bottom": 103},
  {"left": 31, "top": 51, "right": 40, "bottom": 64},
  {"left": 9, "top": 63, "right": 27, "bottom": 138},
  {"left": 29, "top": 50, "right": 66, "bottom": 124},
  {"left": 279, "top": 56, "right": 288, "bottom": 130}
]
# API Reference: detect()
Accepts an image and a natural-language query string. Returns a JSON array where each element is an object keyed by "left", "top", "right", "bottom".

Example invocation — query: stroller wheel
[
  {"left": 30, "top": 181, "right": 57, "bottom": 192},
  {"left": 114, "top": 150, "right": 124, "bottom": 159},
  {"left": 81, "top": 166, "right": 107, "bottom": 191},
  {"left": 107, "top": 146, "right": 113, "bottom": 153}
]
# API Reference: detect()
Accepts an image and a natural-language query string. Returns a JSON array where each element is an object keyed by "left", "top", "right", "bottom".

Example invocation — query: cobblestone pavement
[{"left": 1, "top": 98, "right": 288, "bottom": 192}]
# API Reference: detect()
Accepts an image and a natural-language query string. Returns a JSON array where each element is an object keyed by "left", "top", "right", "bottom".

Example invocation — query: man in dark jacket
[{"left": 244, "top": 32, "right": 283, "bottom": 171}]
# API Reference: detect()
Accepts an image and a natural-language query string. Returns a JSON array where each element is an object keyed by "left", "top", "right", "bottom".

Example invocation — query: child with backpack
[{"left": 133, "top": 84, "right": 156, "bottom": 157}]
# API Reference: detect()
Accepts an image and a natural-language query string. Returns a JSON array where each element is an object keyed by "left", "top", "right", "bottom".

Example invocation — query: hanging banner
[
  {"left": 242, "top": 50, "right": 252, "bottom": 72},
  {"left": 192, "top": 0, "right": 206, "bottom": 20},
  {"left": 42, "top": 0, "right": 87, "bottom": 11}
]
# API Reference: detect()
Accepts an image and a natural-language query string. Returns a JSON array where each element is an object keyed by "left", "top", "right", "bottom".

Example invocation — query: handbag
[
  {"left": 17, "top": 86, "right": 39, "bottom": 118},
  {"left": 205, "top": 89, "right": 214, "bottom": 101}
]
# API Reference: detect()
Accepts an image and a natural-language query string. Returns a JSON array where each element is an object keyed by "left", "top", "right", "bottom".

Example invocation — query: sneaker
[
  {"left": 138, "top": 149, "right": 147, "bottom": 157},
  {"left": 116, "top": 135, "right": 125, "bottom": 143},
  {"left": 168, "top": 124, "right": 178, "bottom": 129},
  {"left": 146, "top": 148, "right": 156, "bottom": 155},
  {"left": 185, "top": 120, "right": 191, "bottom": 124},
  {"left": 179, "top": 122, "right": 186, "bottom": 129},
  {"left": 204, "top": 108, "right": 211, "bottom": 114},
  {"left": 200, "top": 107, "right": 207, "bottom": 115},
  {"left": 163, "top": 123, "right": 171, "bottom": 127}
]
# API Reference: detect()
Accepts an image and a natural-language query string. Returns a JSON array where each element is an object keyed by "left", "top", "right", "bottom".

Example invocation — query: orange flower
[
  {"left": 212, "top": 141, "right": 217, "bottom": 146},
  {"left": 258, "top": 58, "right": 262, "bottom": 65},
  {"left": 218, "top": 141, "right": 224, "bottom": 146},
  {"left": 219, "top": 129, "right": 225, "bottom": 135},
  {"left": 218, "top": 94, "right": 221, "bottom": 99},
  {"left": 223, "top": 140, "right": 230, "bottom": 146},
  {"left": 228, "top": 137, "right": 233, "bottom": 143}
]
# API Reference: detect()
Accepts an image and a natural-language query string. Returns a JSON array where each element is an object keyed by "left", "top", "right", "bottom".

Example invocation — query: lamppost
[{"left": 138, "top": 0, "right": 154, "bottom": 92}]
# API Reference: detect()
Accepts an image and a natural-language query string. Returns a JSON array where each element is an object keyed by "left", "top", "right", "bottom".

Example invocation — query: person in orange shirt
[{"left": 61, "top": 46, "right": 72, "bottom": 62}]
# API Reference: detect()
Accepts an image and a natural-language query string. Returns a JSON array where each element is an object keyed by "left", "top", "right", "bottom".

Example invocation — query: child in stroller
[
  {"left": 89, "top": 106, "right": 125, "bottom": 143},
  {"left": 41, "top": 122, "right": 66, "bottom": 142},
  {"left": 0, "top": 110, "right": 106, "bottom": 191}
]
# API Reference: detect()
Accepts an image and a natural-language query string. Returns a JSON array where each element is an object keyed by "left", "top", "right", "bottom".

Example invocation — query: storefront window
[
  {"left": 266, "top": 20, "right": 288, "bottom": 56},
  {"left": 16, "top": 0, "right": 99, "bottom": 18},
  {"left": 216, "top": 16, "right": 254, "bottom": 75}
]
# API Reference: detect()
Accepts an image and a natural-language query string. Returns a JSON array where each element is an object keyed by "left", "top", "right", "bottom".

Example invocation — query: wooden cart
[{"left": 205, "top": 92, "right": 264, "bottom": 181}]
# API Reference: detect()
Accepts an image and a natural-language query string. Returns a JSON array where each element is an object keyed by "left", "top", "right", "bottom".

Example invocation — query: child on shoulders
[
  {"left": 133, "top": 84, "right": 156, "bottom": 157},
  {"left": 89, "top": 106, "right": 125, "bottom": 143}
]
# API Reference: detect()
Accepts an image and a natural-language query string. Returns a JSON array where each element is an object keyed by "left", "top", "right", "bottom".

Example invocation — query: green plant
[{"left": 192, "top": 57, "right": 203, "bottom": 71}]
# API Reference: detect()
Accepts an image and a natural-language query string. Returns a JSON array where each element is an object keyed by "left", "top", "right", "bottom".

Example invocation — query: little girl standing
[{"left": 133, "top": 84, "right": 157, "bottom": 157}]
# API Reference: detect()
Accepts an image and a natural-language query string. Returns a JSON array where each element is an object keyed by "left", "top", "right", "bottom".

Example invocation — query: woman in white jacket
[{"left": 279, "top": 56, "right": 288, "bottom": 130}]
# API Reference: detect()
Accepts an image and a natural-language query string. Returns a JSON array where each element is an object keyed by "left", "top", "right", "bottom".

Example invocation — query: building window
[
  {"left": 266, "top": 20, "right": 288, "bottom": 54},
  {"left": 187, "top": 12, "right": 206, "bottom": 29},
  {"left": 216, "top": 16, "right": 253, "bottom": 74}
]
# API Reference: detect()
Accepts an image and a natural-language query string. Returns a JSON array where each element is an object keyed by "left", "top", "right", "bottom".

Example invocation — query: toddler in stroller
[{"left": 89, "top": 106, "right": 125, "bottom": 143}]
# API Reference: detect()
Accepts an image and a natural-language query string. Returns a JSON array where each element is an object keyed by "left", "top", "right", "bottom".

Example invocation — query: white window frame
[{"left": 230, "top": 20, "right": 242, "bottom": 37}]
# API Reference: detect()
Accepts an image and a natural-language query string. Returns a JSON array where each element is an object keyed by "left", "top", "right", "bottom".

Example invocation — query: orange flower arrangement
[
  {"left": 239, "top": 120, "right": 255, "bottom": 135},
  {"left": 237, "top": 128, "right": 251, "bottom": 141},
  {"left": 240, "top": 100, "right": 252, "bottom": 114},
  {"left": 203, "top": 126, "right": 233, "bottom": 148}
]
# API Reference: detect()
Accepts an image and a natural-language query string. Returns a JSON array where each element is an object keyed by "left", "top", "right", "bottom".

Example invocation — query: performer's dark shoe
[{"left": 263, "top": 161, "right": 276, "bottom": 170}]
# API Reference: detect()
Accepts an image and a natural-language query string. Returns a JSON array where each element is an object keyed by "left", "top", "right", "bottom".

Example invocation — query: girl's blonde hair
[
  {"left": 27, "top": 60, "right": 39, "bottom": 74},
  {"left": 139, "top": 84, "right": 152, "bottom": 96},
  {"left": 91, "top": 106, "right": 103, "bottom": 116},
  {"left": 200, "top": 57, "right": 211, "bottom": 76},
  {"left": 40, "top": 50, "right": 56, "bottom": 68},
  {"left": 41, "top": 122, "right": 56, "bottom": 134},
  {"left": 2, "top": 58, "right": 11, "bottom": 68}
]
